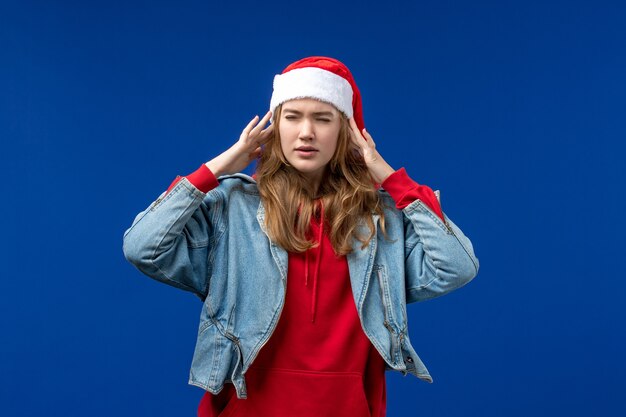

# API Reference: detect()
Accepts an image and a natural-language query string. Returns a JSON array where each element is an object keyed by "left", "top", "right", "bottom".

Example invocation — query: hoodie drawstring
[{"left": 304, "top": 200, "right": 324, "bottom": 323}]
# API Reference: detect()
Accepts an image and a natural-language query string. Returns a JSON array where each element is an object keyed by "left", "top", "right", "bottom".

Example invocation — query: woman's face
[{"left": 278, "top": 98, "right": 342, "bottom": 184}]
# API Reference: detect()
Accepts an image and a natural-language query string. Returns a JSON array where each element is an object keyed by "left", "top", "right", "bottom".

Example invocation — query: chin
[{"left": 289, "top": 163, "right": 323, "bottom": 176}]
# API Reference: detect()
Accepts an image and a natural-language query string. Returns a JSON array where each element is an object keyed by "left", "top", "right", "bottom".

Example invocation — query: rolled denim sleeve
[
  {"left": 122, "top": 178, "right": 225, "bottom": 299},
  {"left": 402, "top": 200, "right": 479, "bottom": 303}
]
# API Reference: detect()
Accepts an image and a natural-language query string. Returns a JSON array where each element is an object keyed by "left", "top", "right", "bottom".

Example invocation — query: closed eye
[{"left": 284, "top": 116, "right": 330, "bottom": 122}]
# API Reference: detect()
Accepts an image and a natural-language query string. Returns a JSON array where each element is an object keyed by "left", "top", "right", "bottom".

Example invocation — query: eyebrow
[{"left": 282, "top": 109, "right": 336, "bottom": 117}]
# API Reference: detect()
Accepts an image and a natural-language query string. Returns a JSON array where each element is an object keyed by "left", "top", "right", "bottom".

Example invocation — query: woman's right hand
[{"left": 205, "top": 111, "right": 274, "bottom": 177}]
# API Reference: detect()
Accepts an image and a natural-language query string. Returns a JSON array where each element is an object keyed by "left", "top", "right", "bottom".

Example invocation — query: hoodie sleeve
[
  {"left": 381, "top": 168, "right": 444, "bottom": 222},
  {"left": 166, "top": 163, "right": 220, "bottom": 194}
]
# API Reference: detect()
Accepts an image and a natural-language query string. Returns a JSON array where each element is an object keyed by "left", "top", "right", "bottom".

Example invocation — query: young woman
[{"left": 123, "top": 56, "right": 479, "bottom": 417}]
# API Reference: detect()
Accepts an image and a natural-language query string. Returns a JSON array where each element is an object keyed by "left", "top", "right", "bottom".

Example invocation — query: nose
[{"left": 298, "top": 118, "right": 315, "bottom": 141}]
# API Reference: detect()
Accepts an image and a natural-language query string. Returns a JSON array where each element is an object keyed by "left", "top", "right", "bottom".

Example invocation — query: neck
[{"left": 304, "top": 169, "right": 327, "bottom": 198}]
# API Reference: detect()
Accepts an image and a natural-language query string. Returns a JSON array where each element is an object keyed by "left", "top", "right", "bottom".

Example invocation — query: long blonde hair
[{"left": 256, "top": 103, "right": 387, "bottom": 255}]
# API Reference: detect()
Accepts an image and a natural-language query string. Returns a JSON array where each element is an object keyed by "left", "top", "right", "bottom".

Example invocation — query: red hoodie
[{"left": 165, "top": 165, "right": 444, "bottom": 417}]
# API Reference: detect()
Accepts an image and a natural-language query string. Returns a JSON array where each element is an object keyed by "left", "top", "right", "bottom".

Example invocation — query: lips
[{"left": 294, "top": 147, "right": 318, "bottom": 158}]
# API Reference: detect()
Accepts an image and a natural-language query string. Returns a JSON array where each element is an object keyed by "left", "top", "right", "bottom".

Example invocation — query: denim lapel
[
  {"left": 256, "top": 201, "right": 288, "bottom": 281},
  {"left": 347, "top": 214, "right": 380, "bottom": 314}
]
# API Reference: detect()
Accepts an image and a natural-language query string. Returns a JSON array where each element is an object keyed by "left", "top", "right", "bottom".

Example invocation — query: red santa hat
[{"left": 269, "top": 56, "right": 365, "bottom": 132}]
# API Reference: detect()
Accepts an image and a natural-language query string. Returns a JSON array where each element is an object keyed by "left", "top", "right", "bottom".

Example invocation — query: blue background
[{"left": 1, "top": 0, "right": 625, "bottom": 416}]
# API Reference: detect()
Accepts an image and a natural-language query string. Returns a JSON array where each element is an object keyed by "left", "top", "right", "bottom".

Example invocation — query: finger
[
  {"left": 250, "top": 111, "right": 272, "bottom": 137},
  {"left": 255, "top": 110, "right": 273, "bottom": 132},
  {"left": 348, "top": 119, "right": 365, "bottom": 148},
  {"left": 362, "top": 128, "right": 375, "bottom": 146},
  {"left": 257, "top": 132, "right": 273, "bottom": 146},
  {"left": 242, "top": 115, "right": 260, "bottom": 136},
  {"left": 256, "top": 124, "right": 274, "bottom": 144},
  {"left": 261, "top": 110, "right": 272, "bottom": 124},
  {"left": 260, "top": 122, "right": 274, "bottom": 136},
  {"left": 349, "top": 118, "right": 366, "bottom": 141},
  {"left": 248, "top": 147, "right": 262, "bottom": 160}
]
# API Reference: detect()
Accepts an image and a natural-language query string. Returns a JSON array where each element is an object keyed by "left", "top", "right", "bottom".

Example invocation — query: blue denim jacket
[{"left": 123, "top": 174, "right": 479, "bottom": 399}]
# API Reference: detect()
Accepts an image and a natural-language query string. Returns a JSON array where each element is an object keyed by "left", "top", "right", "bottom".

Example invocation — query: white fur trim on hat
[{"left": 269, "top": 67, "right": 354, "bottom": 119}]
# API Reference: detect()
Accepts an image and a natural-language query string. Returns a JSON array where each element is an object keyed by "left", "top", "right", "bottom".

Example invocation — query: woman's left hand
[{"left": 349, "top": 118, "right": 396, "bottom": 184}]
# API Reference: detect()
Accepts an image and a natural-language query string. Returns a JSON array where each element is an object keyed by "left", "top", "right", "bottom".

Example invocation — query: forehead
[{"left": 281, "top": 98, "right": 340, "bottom": 115}]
